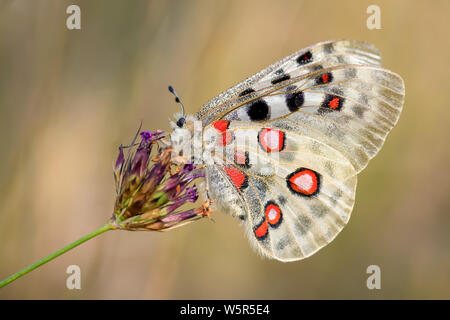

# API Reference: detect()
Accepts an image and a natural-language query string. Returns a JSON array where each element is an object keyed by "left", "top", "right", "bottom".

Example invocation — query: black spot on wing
[
  {"left": 239, "top": 88, "right": 256, "bottom": 97},
  {"left": 296, "top": 51, "right": 312, "bottom": 65},
  {"left": 285, "top": 91, "right": 304, "bottom": 112},
  {"left": 246, "top": 99, "right": 270, "bottom": 121},
  {"left": 271, "top": 74, "right": 290, "bottom": 85}
]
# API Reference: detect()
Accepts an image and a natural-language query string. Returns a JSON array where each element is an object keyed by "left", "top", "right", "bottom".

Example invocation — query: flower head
[{"left": 111, "top": 128, "right": 211, "bottom": 230}]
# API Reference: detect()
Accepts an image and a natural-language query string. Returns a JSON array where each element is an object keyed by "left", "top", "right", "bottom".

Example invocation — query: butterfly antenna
[{"left": 168, "top": 85, "right": 186, "bottom": 117}]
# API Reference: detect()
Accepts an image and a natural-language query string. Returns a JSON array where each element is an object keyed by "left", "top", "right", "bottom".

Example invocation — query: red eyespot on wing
[
  {"left": 265, "top": 202, "right": 282, "bottom": 227},
  {"left": 258, "top": 128, "right": 285, "bottom": 152},
  {"left": 316, "top": 72, "right": 333, "bottom": 85},
  {"left": 329, "top": 97, "right": 340, "bottom": 109},
  {"left": 321, "top": 95, "right": 343, "bottom": 111},
  {"left": 224, "top": 166, "right": 248, "bottom": 191},
  {"left": 297, "top": 51, "right": 312, "bottom": 65},
  {"left": 287, "top": 168, "right": 320, "bottom": 197},
  {"left": 254, "top": 219, "right": 268, "bottom": 240},
  {"left": 213, "top": 120, "right": 229, "bottom": 133}
]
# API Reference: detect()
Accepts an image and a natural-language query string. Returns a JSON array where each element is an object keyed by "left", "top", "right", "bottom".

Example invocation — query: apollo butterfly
[{"left": 169, "top": 40, "right": 405, "bottom": 262}]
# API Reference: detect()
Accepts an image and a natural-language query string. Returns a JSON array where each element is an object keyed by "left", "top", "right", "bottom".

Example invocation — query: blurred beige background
[{"left": 0, "top": 0, "right": 449, "bottom": 299}]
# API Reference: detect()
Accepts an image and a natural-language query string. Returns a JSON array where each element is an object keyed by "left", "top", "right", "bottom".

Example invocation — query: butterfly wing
[
  {"left": 197, "top": 39, "right": 383, "bottom": 125},
  {"left": 197, "top": 39, "right": 404, "bottom": 172},
  {"left": 199, "top": 40, "right": 405, "bottom": 261},
  {"left": 204, "top": 121, "right": 357, "bottom": 261}
]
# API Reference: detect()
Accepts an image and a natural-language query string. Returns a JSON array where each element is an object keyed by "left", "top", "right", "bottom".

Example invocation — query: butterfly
[{"left": 169, "top": 40, "right": 405, "bottom": 262}]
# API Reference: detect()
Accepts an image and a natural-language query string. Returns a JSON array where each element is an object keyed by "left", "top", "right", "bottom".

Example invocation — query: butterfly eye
[{"left": 176, "top": 117, "right": 186, "bottom": 128}]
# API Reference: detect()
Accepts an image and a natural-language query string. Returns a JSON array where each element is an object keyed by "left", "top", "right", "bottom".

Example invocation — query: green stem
[{"left": 0, "top": 223, "right": 114, "bottom": 288}]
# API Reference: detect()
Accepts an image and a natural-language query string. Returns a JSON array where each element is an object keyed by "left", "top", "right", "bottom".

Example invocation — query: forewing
[
  {"left": 197, "top": 39, "right": 382, "bottom": 125},
  {"left": 198, "top": 39, "right": 404, "bottom": 172}
]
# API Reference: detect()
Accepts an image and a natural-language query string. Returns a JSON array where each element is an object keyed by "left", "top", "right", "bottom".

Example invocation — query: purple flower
[
  {"left": 184, "top": 186, "right": 199, "bottom": 203},
  {"left": 165, "top": 186, "right": 199, "bottom": 213},
  {"left": 130, "top": 146, "right": 150, "bottom": 177},
  {"left": 183, "top": 163, "right": 195, "bottom": 172},
  {"left": 115, "top": 145, "right": 125, "bottom": 170},
  {"left": 111, "top": 127, "right": 211, "bottom": 231},
  {"left": 140, "top": 131, "right": 153, "bottom": 143}
]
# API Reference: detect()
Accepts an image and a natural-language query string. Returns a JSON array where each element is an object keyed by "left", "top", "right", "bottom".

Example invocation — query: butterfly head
[
  {"left": 176, "top": 116, "right": 186, "bottom": 128},
  {"left": 170, "top": 112, "right": 196, "bottom": 130}
]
